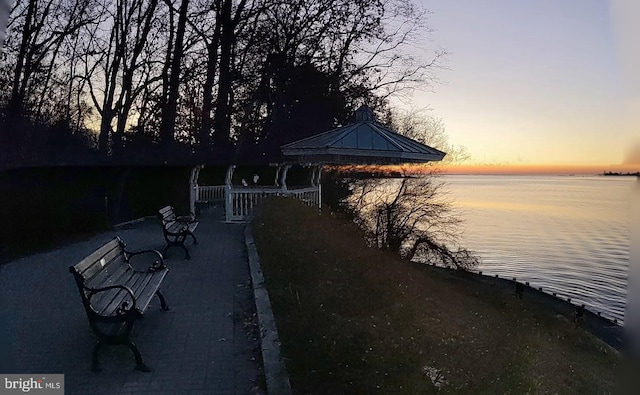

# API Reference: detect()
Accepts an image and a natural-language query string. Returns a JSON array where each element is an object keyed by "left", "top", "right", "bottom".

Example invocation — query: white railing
[
  {"left": 225, "top": 186, "right": 320, "bottom": 222},
  {"left": 286, "top": 186, "right": 321, "bottom": 207},
  {"left": 197, "top": 185, "right": 225, "bottom": 203},
  {"left": 190, "top": 164, "right": 323, "bottom": 221}
]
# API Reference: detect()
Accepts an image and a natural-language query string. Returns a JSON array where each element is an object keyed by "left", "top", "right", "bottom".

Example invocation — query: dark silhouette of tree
[
  {"left": 245, "top": 61, "right": 348, "bottom": 162},
  {"left": 60, "top": 0, "right": 161, "bottom": 156},
  {"left": 193, "top": 0, "right": 223, "bottom": 150},
  {"left": 230, "top": 0, "right": 443, "bottom": 163},
  {"left": 349, "top": 174, "right": 478, "bottom": 269},
  {"left": 5, "top": 0, "right": 96, "bottom": 119},
  {"left": 1, "top": 0, "right": 445, "bottom": 167},
  {"left": 0, "top": 0, "right": 9, "bottom": 49},
  {"left": 159, "top": 0, "right": 189, "bottom": 151},
  {"left": 211, "top": 0, "right": 247, "bottom": 151},
  {"left": 113, "top": 0, "right": 160, "bottom": 144},
  {"left": 387, "top": 107, "right": 471, "bottom": 164}
]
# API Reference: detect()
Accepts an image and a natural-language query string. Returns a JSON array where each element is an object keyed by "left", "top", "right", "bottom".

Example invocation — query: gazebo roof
[{"left": 281, "top": 106, "right": 446, "bottom": 165}]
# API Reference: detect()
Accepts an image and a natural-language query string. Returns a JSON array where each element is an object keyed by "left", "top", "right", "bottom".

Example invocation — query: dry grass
[{"left": 253, "top": 197, "right": 619, "bottom": 394}]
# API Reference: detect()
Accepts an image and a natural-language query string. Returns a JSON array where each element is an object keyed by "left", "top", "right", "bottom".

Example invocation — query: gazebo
[{"left": 190, "top": 105, "right": 446, "bottom": 222}]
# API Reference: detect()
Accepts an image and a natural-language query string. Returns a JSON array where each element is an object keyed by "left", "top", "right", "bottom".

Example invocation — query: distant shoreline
[{"left": 602, "top": 171, "right": 640, "bottom": 177}]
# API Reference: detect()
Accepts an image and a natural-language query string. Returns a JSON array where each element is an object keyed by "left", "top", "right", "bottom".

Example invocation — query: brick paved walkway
[{"left": 0, "top": 210, "right": 264, "bottom": 394}]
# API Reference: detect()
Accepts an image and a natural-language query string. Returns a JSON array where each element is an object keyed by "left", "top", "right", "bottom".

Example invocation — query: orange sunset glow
[
  {"left": 338, "top": 162, "right": 640, "bottom": 177},
  {"left": 439, "top": 163, "right": 640, "bottom": 175},
  {"left": 408, "top": 1, "right": 640, "bottom": 173}
]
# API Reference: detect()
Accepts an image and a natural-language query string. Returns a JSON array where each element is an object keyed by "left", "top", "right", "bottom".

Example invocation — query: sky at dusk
[{"left": 408, "top": 0, "right": 639, "bottom": 170}]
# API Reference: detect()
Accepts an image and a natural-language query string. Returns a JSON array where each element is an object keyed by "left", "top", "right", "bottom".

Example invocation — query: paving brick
[{"left": 0, "top": 210, "right": 265, "bottom": 394}]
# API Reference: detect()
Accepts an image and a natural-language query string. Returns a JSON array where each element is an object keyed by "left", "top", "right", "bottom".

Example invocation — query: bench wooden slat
[
  {"left": 76, "top": 239, "right": 122, "bottom": 277},
  {"left": 85, "top": 256, "right": 134, "bottom": 288},
  {"left": 159, "top": 206, "right": 177, "bottom": 221},
  {"left": 132, "top": 271, "right": 167, "bottom": 313},
  {"left": 84, "top": 250, "right": 127, "bottom": 285},
  {"left": 98, "top": 270, "right": 166, "bottom": 316},
  {"left": 97, "top": 269, "right": 146, "bottom": 316},
  {"left": 91, "top": 288, "right": 125, "bottom": 316},
  {"left": 89, "top": 269, "right": 134, "bottom": 314},
  {"left": 166, "top": 222, "right": 184, "bottom": 233},
  {"left": 85, "top": 255, "right": 130, "bottom": 289}
]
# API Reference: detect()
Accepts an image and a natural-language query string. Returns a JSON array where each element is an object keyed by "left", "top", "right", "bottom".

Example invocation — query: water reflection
[{"left": 445, "top": 175, "right": 633, "bottom": 324}]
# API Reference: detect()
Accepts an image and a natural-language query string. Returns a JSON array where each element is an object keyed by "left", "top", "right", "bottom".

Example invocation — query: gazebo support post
[
  {"left": 189, "top": 165, "right": 204, "bottom": 216},
  {"left": 280, "top": 165, "right": 292, "bottom": 192},
  {"left": 274, "top": 165, "right": 282, "bottom": 187},
  {"left": 225, "top": 165, "right": 236, "bottom": 222},
  {"left": 314, "top": 165, "right": 322, "bottom": 207}
]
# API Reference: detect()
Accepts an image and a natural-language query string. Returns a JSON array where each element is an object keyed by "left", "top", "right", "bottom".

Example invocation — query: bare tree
[
  {"left": 189, "top": 0, "right": 222, "bottom": 149},
  {"left": 113, "top": 0, "right": 160, "bottom": 138},
  {"left": 2, "top": 0, "right": 450, "bottom": 165},
  {"left": 159, "top": 0, "right": 189, "bottom": 149},
  {"left": 387, "top": 107, "right": 471, "bottom": 164},
  {"left": 0, "top": 0, "right": 9, "bottom": 49},
  {"left": 4, "top": 0, "right": 97, "bottom": 118},
  {"left": 79, "top": 0, "right": 161, "bottom": 155},
  {"left": 230, "top": 0, "right": 446, "bottom": 157},
  {"left": 331, "top": 0, "right": 447, "bottom": 99},
  {"left": 349, "top": 172, "right": 478, "bottom": 269},
  {"left": 210, "top": 0, "right": 248, "bottom": 148}
]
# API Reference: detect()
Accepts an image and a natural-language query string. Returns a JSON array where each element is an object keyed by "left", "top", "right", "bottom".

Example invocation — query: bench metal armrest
[
  {"left": 127, "top": 249, "right": 166, "bottom": 272},
  {"left": 87, "top": 284, "right": 138, "bottom": 315},
  {"left": 176, "top": 214, "right": 197, "bottom": 224},
  {"left": 164, "top": 225, "right": 189, "bottom": 235}
]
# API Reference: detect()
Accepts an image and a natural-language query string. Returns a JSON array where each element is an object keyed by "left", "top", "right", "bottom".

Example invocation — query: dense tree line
[{"left": 0, "top": 0, "right": 444, "bottom": 167}]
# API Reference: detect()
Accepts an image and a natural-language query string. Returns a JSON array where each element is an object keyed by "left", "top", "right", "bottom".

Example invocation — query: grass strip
[{"left": 253, "top": 197, "right": 619, "bottom": 394}]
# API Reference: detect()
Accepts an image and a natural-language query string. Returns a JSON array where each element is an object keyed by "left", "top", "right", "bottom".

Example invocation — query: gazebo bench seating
[
  {"left": 69, "top": 237, "right": 169, "bottom": 372},
  {"left": 158, "top": 205, "right": 199, "bottom": 259}
]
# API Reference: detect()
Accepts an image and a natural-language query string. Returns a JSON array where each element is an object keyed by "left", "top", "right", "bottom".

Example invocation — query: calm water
[{"left": 443, "top": 175, "right": 635, "bottom": 324}]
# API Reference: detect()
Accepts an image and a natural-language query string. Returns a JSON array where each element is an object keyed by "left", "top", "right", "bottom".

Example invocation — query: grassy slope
[{"left": 253, "top": 198, "right": 619, "bottom": 394}]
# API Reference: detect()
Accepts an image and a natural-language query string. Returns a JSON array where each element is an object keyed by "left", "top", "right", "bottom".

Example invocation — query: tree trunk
[
  {"left": 199, "top": 0, "right": 222, "bottom": 151},
  {"left": 212, "top": 0, "right": 233, "bottom": 148},
  {"left": 115, "top": 0, "right": 159, "bottom": 138},
  {"left": 8, "top": 0, "right": 38, "bottom": 118},
  {"left": 98, "top": 0, "right": 125, "bottom": 156},
  {"left": 160, "top": 0, "right": 189, "bottom": 150}
]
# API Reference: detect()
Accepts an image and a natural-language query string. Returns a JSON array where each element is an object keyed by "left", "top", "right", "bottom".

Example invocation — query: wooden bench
[
  {"left": 158, "top": 205, "right": 199, "bottom": 259},
  {"left": 69, "top": 237, "right": 169, "bottom": 372}
]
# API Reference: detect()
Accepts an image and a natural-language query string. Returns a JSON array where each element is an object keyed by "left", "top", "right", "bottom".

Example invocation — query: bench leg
[
  {"left": 163, "top": 235, "right": 191, "bottom": 259},
  {"left": 163, "top": 243, "right": 191, "bottom": 260},
  {"left": 91, "top": 341, "right": 104, "bottom": 372},
  {"left": 91, "top": 339, "right": 150, "bottom": 372},
  {"left": 156, "top": 290, "right": 170, "bottom": 311},
  {"left": 125, "top": 339, "right": 150, "bottom": 372},
  {"left": 189, "top": 232, "right": 198, "bottom": 245},
  {"left": 181, "top": 244, "right": 191, "bottom": 260}
]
